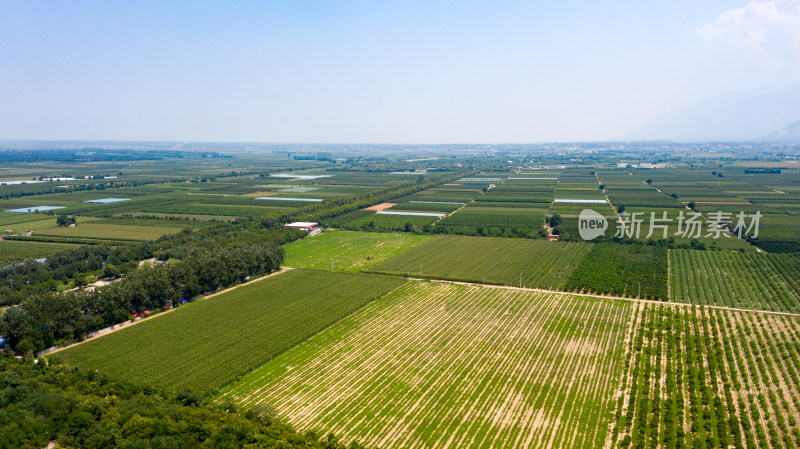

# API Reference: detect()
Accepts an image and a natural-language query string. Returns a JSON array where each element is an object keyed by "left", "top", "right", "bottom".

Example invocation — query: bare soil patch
[{"left": 365, "top": 202, "right": 397, "bottom": 212}]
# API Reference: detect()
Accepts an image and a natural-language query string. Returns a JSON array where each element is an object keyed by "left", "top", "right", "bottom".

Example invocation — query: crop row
[
  {"left": 283, "top": 230, "right": 433, "bottom": 272},
  {"left": 670, "top": 249, "right": 800, "bottom": 313},
  {"left": 368, "top": 235, "right": 592, "bottom": 290},
  {"left": 57, "top": 269, "right": 406, "bottom": 394},
  {"left": 217, "top": 282, "right": 632, "bottom": 448},
  {"left": 610, "top": 303, "right": 800, "bottom": 449},
  {"left": 564, "top": 243, "right": 669, "bottom": 300}
]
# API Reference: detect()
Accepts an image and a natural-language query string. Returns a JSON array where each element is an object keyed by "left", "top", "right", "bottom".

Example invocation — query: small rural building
[{"left": 285, "top": 222, "right": 320, "bottom": 233}]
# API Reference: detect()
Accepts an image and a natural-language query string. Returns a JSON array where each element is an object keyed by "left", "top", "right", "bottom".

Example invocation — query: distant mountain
[
  {"left": 763, "top": 120, "right": 800, "bottom": 142},
  {"left": 624, "top": 85, "right": 800, "bottom": 142}
]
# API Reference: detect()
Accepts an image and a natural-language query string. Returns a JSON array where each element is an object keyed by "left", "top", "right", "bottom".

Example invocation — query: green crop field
[
  {"left": 283, "top": 230, "right": 433, "bottom": 272},
  {"left": 0, "top": 216, "right": 99, "bottom": 234},
  {"left": 564, "top": 242, "right": 668, "bottom": 300},
  {"left": 56, "top": 269, "right": 406, "bottom": 393},
  {"left": 217, "top": 281, "right": 632, "bottom": 449},
  {"left": 437, "top": 204, "right": 548, "bottom": 232},
  {"left": 35, "top": 222, "right": 181, "bottom": 241},
  {"left": 0, "top": 239, "right": 76, "bottom": 264},
  {"left": 610, "top": 303, "right": 800, "bottom": 449},
  {"left": 369, "top": 235, "right": 592, "bottom": 290},
  {"left": 343, "top": 212, "right": 440, "bottom": 231},
  {"left": 669, "top": 249, "right": 800, "bottom": 312},
  {"left": 388, "top": 201, "right": 463, "bottom": 212}
]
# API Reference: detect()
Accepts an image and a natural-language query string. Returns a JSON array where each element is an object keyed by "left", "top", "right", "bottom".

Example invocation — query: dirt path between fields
[{"left": 42, "top": 267, "right": 294, "bottom": 356}]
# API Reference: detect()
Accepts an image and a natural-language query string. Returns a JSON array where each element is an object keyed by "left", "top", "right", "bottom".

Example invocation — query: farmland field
[
  {"left": 0, "top": 239, "right": 76, "bottom": 264},
  {"left": 610, "top": 303, "right": 800, "bottom": 449},
  {"left": 369, "top": 235, "right": 592, "bottom": 290},
  {"left": 343, "top": 211, "right": 440, "bottom": 231},
  {"left": 56, "top": 269, "right": 406, "bottom": 393},
  {"left": 436, "top": 204, "right": 548, "bottom": 234},
  {"left": 35, "top": 222, "right": 182, "bottom": 241},
  {"left": 670, "top": 249, "right": 800, "bottom": 312},
  {"left": 564, "top": 242, "right": 668, "bottom": 300},
  {"left": 218, "top": 281, "right": 633, "bottom": 449},
  {"left": 283, "top": 230, "right": 433, "bottom": 271}
]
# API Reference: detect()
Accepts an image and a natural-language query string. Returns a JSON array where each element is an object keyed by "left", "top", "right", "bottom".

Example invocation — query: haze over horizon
[{"left": 2, "top": 1, "right": 800, "bottom": 144}]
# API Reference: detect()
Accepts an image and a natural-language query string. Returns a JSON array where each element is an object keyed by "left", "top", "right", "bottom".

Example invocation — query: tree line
[
  {"left": 0, "top": 242, "right": 284, "bottom": 355},
  {"left": 0, "top": 217, "right": 301, "bottom": 305},
  {"left": 0, "top": 354, "right": 368, "bottom": 449}
]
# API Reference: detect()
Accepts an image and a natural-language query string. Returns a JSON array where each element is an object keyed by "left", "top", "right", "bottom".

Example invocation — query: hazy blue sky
[{"left": 1, "top": 1, "right": 799, "bottom": 143}]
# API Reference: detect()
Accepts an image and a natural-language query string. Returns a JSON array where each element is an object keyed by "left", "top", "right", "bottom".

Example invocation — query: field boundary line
[
  {"left": 416, "top": 277, "right": 800, "bottom": 317},
  {"left": 431, "top": 180, "right": 493, "bottom": 226},
  {"left": 41, "top": 267, "right": 294, "bottom": 356},
  {"left": 667, "top": 248, "right": 671, "bottom": 300}
]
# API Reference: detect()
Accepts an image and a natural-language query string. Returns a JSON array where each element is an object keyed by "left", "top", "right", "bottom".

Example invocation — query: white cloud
[{"left": 699, "top": 0, "right": 800, "bottom": 60}]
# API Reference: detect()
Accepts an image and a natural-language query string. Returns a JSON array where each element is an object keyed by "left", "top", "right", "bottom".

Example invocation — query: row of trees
[
  {"left": 0, "top": 217, "right": 301, "bottom": 305},
  {"left": 0, "top": 242, "right": 284, "bottom": 354},
  {"left": 564, "top": 243, "right": 669, "bottom": 300},
  {"left": 0, "top": 354, "right": 367, "bottom": 449},
  {"left": 613, "top": 304, "right": 800, "bottom": 449}
]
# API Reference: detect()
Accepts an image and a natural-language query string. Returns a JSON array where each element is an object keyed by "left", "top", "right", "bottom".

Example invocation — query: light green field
[
  {"left": 56, "top": 269, "right": 406, "bottom": 394},
  {"left": 0, "top": 216, "right": 98, "bottom": 233},
  {"left": 218, "top": 281, "right": 632, "bottom": 449},
  {"left": 369, "top": 235, "right": 593, "bottom": 290},
  {"left": 35, "top": 222, "right": 180, "bottom": 241},
  {"left": 611, "top": 303, "right": 800, "bottom": 449},
  {"left": 283, "top": 230, "right": 433, "bottom": 272}
]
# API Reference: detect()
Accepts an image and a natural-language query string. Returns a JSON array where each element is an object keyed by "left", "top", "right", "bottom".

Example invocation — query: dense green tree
[
  {"left": 55, "top": 215, "right": 76, "bottom": 227},
  {"left": 0, "top": 355, "right": 366, "bottom": 449}
]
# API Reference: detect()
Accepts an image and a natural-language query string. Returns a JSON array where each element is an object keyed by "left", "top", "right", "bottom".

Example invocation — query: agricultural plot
[
  {"left": 548, "top": 202, "right": 613, "bottom": 218},
  {"left": 310, "top": 172, "right": 430, "bottom": 186},
  {"left": 628, "top": 167, "right": 800, "bottom": 252},
  {"left": 399, "top": 185, "right": 484, "bottom": 203},
  {"left": 218, "top": 281, "right": 633, "bottom": 449},
  {"left": 35, "top": 222, "right": 181, "bottom": 241},
  {"left": 0, "top": 239, "right": 76, "bottom": 264},
  {"left": 437, "top": 204, "right": 548, "bottom": 234},
  {"left": 618, "top": 207, "right": 755, "bottom": 251},
  {"left": 369, "top": 235, "right": 592, "bottom": 290},
  {"left": 475, "top": 182, "right": 555, "bottom": 204},
  {"left": 0, "top": 216, "right": 100, "bottom": 234},
  {"left": 387, "top": 201, "right": 463, "bottom": 213},
  {"left": 610, "top": 303, "right": 800, "bottom": 449},
  {"left": 0, "top": 212, "right": 58, "bottom": 227},
  {"left": 283, "top": 231, "right": 433, "bottom": 272},
  {"left": 114, "top": 212, "right": 237, "bottom": 222},
  {"left": 605, "top": 187, "right": 683, "bottom": 209},
  {"left": 91, "top": 216, "right": 220, "bottom": 229},
  {"left": 140, "top": 202, "right": 287, "bottom": 217},
  {"left": 670, "top": 249, "right": 800, "bottom": 312},
  {"left": 564, "top": 242, "right": 668, "bottom": 300},
  {"left": 57, "top": 269, "right": 406, "bottom": 393},
  {"left": 343, "top": 211, "right": 439, "bottom": 231}
]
